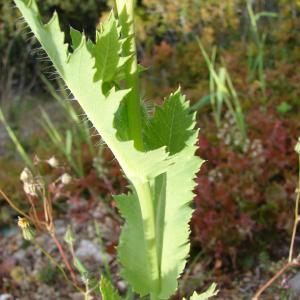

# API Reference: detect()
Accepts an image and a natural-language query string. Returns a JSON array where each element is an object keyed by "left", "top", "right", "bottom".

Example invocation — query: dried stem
[
  {"left": 252, "top": 261, "right": 296, "bottom": 300},
  {"left": 289, "top": 155, "right": 300, "bottom": 262},
  {"left": 289, "top": 215, "right": 300, "bottom": 262},
  {"left": 27, "top": 194, "right": 41, "bottom": 225},
  {"left": 0, "top": 188, "right": 34, "bottom": 222},
  {"left": 253, "top": 153, "right": 300, "bottom": 299}
]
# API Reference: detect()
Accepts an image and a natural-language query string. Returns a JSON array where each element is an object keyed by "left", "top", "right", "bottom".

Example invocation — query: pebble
[
  {"left": 70, "top": 293, "right": 85, "bottom": 300},
  {"left": 288, "top": 272, "right": 300, "bottom": 294},
  {"left": 75, "top": 240, "right": 103, "bottom": 263},
  {"left": 0, "top": 295, "right": 13, "bottom": 300},
  {"left": 14, "top": 249, "right": 26, "bottom": 262}
]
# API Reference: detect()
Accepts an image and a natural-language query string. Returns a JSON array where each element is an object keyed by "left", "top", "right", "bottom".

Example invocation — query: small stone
[
  {"left": 75, "top": 240, "right": 103, "bottom": 263},
  {"left": 54, "top": 220, "right": 66, "bottom": 236},
  {"left": 117, "top": 280, "right": 127, "bottom": 292},
  {"left": 14, "top": 249, "right": 26, "bottom": 262},
  {"left": 69, "top": 293, "right": 84, "bottom": 300},
  {"left": 0, "top": 294, "right": 13, "bottom": 300},
  {"left": 289, "top": 272, "right": 300, "bottom": 294}
]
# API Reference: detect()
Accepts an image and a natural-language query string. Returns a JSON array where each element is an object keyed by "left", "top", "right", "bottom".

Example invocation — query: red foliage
[{"left": 192, "top": 107, "right": 300, "bottom": 266}]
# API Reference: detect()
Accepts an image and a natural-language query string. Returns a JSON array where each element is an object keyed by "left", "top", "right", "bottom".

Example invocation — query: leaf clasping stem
[
  {"left": 135, "top": 181, "right": 160, "bottom": 299},
  {"left": 114, "top": 0, "right": 144, "bottom": 151}
]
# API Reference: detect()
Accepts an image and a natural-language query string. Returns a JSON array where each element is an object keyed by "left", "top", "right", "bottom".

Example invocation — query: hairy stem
[
  {"left": 114, "top": 0, "right": 144, "bottom": 151},
  {"left": 115, "top": 4, "right": 160, "bottom": 296},
  {"left": 135, "top": 181, "right": 160, "bottom": 298}
]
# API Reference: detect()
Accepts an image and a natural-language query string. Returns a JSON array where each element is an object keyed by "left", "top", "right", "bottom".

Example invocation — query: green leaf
[
  {"left": 137, "top": 64, "right": 148, "bottom": 74},
  {"left": 255, "top": 11, "right": 278, "bottom": 21},
  {"left": 100, "top": 277, "right": 123, "bottom": 300},
  {"left": 158, "top": 134, "right": 202, "bottom": 299},
  {"left": 277, "top": 102, "right": 292, "bottom": 114},
  {"left": 189, "top": 94, "right": 212, "bottom": 112},
  {"left": 114, "top": 100, "right": 149, "bottom": 141},
  {"left": 94, "top": 12, "right": 121, "bottom": 82},
  {"left": 115, "top": 193, "right": 152, "bottom": 295},
  {"left": 117, "top": 88, "right": 203, "bottom": 298},
  {"left": 74, "top": 257, "right": 89, "bottom": 278},
  {"left": 144, "top": 88, "right": 195, "bottom": 155},
  {"left": 0, "top": 107, "right": 34, "bottom": 169},
  {"left": 70, "top": 27, "right": 82, "bottom": 50},
  {"left": 65, "top": 129, "right": 73, "bottom": 156},
  {"left": 15, "top": 0, "right": 170, "bottom": 180},
  {"left": 186, "top": 284, "right": 219, "bottom": 300},
  {"left": 113, "top": 100, "right": 130, "bottom": 141}
]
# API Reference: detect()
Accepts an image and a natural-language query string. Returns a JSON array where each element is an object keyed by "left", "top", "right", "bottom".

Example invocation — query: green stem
[
  {"left": 115, "top": 2, "right": 160, "bottom": 297},
  {"left": 114, "top": 0, "right": 144, "bottom": 151},
  {"left": 135, "top": 181, "right": 160, "bottom": 298}
]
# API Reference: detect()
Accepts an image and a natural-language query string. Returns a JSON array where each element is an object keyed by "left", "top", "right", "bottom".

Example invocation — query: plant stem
[
  {"left": 289, "top": 154, "right": 300, "bottom": 262},
  {"left": 84, "top": 281, "right": 90, "bottom": 300},
  {"left": 114, "top": 0, "right": 144, "bottom": 151},
  {"left": 135, "top": 181, "right": 160, "bottom": 298},
  {"left": 0, "top": 188, "right": 34, "bottom": 222},
  {"left": 94, "top": 220, "right": 112, "bottom": 280},
  {"left": 252, "top": 261, "right": 295, "bottom": 300},
  {"left": 254, "top": 153, "right": 300, "bottom": 298},
  {"left": 51, "top": 232, "right": 78, "bottom": 284},
  {"left": 114, "top": 2, "right": 160, "bottom": 297}
]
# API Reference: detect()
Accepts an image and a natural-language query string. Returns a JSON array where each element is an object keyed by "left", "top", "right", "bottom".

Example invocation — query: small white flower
[
  {"left": 295, "top": 138, "right": 300, "bottom": 154},
  {"left": 23, "top": 177, "right": 44, "bottom": 197},
  {"left": 47, "top": 156, "right": 59, "bottom": 168},
  {"left": 23, "top": 182, "right": 38, "bottom": 197},
  {"left": 61, "top": 173, "right": 72, "bottom": 185},
  {"left": 20, "top": 168, "right": 33, "bottom": 183}
]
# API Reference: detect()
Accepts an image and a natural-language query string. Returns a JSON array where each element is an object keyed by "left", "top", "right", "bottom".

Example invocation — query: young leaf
[
  {"left": 0, "top": 107, "right": 34, "bottom": 169},
  {"left": 70, "top": 27, "right": 82, "bottom": 50},
  {"left": 74, "top": 257, "right": 89, "bottom": 278},
  {"left": 184, "top": 284, "right": 219, "bottom": 300},
  {"left": 144, "top": 88, "right": 195, "bottom": 155},
  {"left": 100, "top": 277, "right": 123, "bottom": 300},
  {"left": 94, "top": 13, "right": 121, "bottom": 82}
]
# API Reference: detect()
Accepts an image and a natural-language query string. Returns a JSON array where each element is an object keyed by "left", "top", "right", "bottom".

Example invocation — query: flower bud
[
  {"left": 64, "top": 226, "right": 75, "bottom": 246},
  {"left": 18, "top": 217, "right": 35, "bottom": 241}
]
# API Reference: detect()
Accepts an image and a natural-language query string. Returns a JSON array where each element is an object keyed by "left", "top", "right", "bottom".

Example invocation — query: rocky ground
[{"left": 1, "top": 200, "right": 300, "bottom": 300}]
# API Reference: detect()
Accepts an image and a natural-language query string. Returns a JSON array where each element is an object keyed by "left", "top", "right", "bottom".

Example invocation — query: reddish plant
[{"left": 192, "top": 107, "right": 300, "bottom": 267}]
